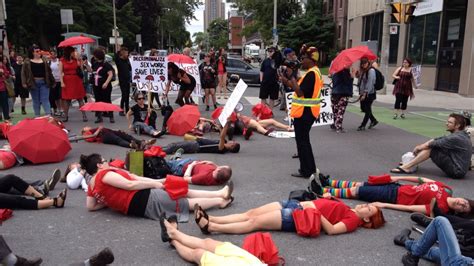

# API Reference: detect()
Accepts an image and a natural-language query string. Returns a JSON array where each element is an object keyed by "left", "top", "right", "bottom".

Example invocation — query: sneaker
[
  {"left": 170, "top": 148, "right": 184, "bottom": 160},
  {"left": 308, "top": 174, "right": 323, "bottom": 196},
  {"left": 401, "top": 252, "right": 419, "bottom": 266},
  {"left": 45, "top": 168, "right": 61, "bottom": 191},
  {"left": 357, "top": 126, "right": 365, "bottom": 131},
  {"left": 88, "top": 247, "right": 115, "bottom": 266},
  {"left": 410, "top": 213, "right": 433, "bottom": 227},
  {"left": 400, "top": 113, "right": 406, "bottom": 119},
  {"left": 393, "top": 114, "right": 398, "bottom": 119},
  {"left": 393, "top": 228, "right": 413, "bottom": 246},
  {"left": 368, "top": 120, "right": 378, "bottom": 129},
  {"left": 318, "top": 172, "right": 330, "bottom": 187},
  {"left": 244, "top": 127, "right": 254, "bottom": 140}
]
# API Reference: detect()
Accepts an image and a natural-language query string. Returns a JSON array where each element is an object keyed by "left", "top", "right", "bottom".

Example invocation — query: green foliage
[
  {"left": 193, "top": 32, "right": 209, "bottom": 49},
  {"left": 207, "top": 18, "right": 228, "bottom": 50}
]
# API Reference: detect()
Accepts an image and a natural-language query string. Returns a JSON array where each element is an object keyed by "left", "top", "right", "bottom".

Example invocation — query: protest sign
[
  {"left": 285, "top": 87, "right": 333, "bottom": 127},
  {"left": 130, "top": 55, "right": 167, "bottom": 84},
  {"left": 268, "top": 131, "right": 295, "bottom": 138},
  {"left": 412, "top": 65, "right": 422, "bottom": 88},
  {"left": 218, "top": 79, "right": 248, "bottom": 126}
]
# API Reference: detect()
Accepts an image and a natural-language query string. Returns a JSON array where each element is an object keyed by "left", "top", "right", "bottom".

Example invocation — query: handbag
[
  {"left": 126, "top": 150, "right": 144, "bottom": 176},
  {"left": 163, "top": 175, "right": 188, "bottom": 200},
  {"left": 4, "top": 78, "right": 14, "bottom": 97},
  {"left": 392, "top": 67, "right": 401, "bottom": 85},
  {"left": 0, "top": 209, "right": 13, "bottom": 224},
  {"left": 76, "top": 66, "right": 84, "bottom": 79},
  {"left": 292, "top": 208, "right": 322, "bottom": 237},
  {"left": 242, "top": 232, "right": 285, "bottom": 266}
]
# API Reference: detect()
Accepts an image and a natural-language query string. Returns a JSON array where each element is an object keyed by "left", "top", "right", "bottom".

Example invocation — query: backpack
[
  {"left": 242, "top": 232, "right": 285, "bottom": 266},
  {"left": 143, "top": 157, "right": 171, "bottom": 179},
  {"left": 372, "top": 67, "right": 385, "bottom": 91},
  {"left": 288, "top": 189, "right": 317, "bottom": 202}
]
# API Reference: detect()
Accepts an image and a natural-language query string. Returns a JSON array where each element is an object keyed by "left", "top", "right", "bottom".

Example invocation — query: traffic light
[
  {"left": 404, "top": 3, "right": 416, "bottom": 24},
  {"left": 391, "top": 2, "right": 402, "bottom": 23}
]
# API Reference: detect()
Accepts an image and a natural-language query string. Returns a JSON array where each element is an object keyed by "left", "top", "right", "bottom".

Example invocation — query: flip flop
[
  {"left": 194, "top": 204, "right": 210, "bottom": 235},
  {"left": 390, "top": 166, "right": 413, "bottom": 174},
  {"left": 224, "top": 181, "right": 234, "bottom": 200}
]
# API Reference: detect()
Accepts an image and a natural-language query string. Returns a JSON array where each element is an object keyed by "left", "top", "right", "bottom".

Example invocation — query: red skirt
[{"left": 62, "top": 75, "right": 86, "bottom": 100}]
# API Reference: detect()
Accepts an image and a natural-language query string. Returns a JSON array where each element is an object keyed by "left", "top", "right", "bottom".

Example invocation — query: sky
[{"left": 186, "top": 2, "right": 234, "bottom": 41}]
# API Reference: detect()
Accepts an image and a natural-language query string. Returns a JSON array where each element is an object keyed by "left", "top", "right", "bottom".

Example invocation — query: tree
[
  {"left": 207, "top": 18, "right": 228, "bottom": 50},
  {"left": 279, "top": 0, "right": 335, "bottom": 62},
  {"left": 193, "top": 32, "right": 209, "bottom": 50}
]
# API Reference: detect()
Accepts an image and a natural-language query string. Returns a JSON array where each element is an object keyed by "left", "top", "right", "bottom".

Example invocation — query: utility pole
[
  {"left": 112, "top": 0, "right": 118, "bottom": 52},
  {"left": 379, "top": 0, "right": 392, "bottom": 95},
  {"left": 272, "top": 0, "right": 278, "bottom": 47}
]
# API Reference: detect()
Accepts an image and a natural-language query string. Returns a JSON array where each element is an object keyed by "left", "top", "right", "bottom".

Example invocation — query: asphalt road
[{"left": 1, "top": 85, "right": 472, "bottom": 265}]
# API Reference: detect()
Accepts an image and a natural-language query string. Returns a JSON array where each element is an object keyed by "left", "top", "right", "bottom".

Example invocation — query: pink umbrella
[
  {"left": 168, "top": 54, "right": 195, "bottom": 65},
  {"left": 58, "top": 35, "right": 95, "bottom": 48}
]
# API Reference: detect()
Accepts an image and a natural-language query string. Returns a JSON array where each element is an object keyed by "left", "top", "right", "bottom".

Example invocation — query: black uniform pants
[{"left": 293, "top": 109, "right": 316, "bottom": 177}]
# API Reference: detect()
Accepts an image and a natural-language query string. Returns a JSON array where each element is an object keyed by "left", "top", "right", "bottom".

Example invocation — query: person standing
[
  {"left": 331, "top": 67, "right": 353, "bottom": 133},
  {"left": 0, "top": 56, "right": 11, "bottom": 121},
  {"left": 392, "top": 58, "right": 415, "bottom": 119},
  {"left": 281, "top": 45, "right": 323, "bottom": 178},
  {"left": 357, "top": 57, "right": 378, "bottom": 131},
  {"left": 12, "top": 55, "right": 28, "bottom": 115},
  {"left": 91, "top": 48, "right": 114, "bottom": 123},
  {"left": 59, "top": 46, "right": 88, "bottom": 122},
  {"left": 115, "top": 46, "right": 132, "bottom": 116},
  {"left": 49, "top": 51, "right": 62, "bottom": 116},
  {"left": 199, "top": 53, "right": 217, "bottom": 111},
  {"left": 216, "top": 47, "right": 227, "bottom": 99},
  {"left": 259, "top": 47, "right": 279, "bottom": 110},
  {"left": 21, "top": 45, "right": 54, "bottom": 117}
]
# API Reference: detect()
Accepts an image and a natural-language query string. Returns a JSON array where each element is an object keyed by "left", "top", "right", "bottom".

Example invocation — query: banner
[
  {"left": 218, "top": 79, "right": 248, "bottom": 126},
  {"left": 412, "top": 65, "right": 422, "bottom": 88},
  {"left": 285, "top": 87, "right": 334, "bottom": 127},
  {"left": 130, "top": 55, "right": 168, "bottom": 84},
  {"left": 169, "top": 62, "right": 202, "bottom": 97}
]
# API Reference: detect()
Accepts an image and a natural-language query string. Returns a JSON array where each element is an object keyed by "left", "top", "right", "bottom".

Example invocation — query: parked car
[{"left": 226, "top": 57, "right": 260, "bottom": 85}]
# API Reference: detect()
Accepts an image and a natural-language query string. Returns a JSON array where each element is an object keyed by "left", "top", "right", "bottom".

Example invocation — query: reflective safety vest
[{"left": 290, "top": 66, "right": 323, "bottom": 119}]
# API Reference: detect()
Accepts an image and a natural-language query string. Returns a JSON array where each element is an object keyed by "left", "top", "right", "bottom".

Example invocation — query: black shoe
[
  {"left": 291, "top": 171, "right": 309, "bottom": 178},
  {"left": 402, "top": 252, "right": 419, "bottom": 266},
  {"left": 244, "top": 127, "right": 254, "bottom": 140},
  {"left": 330, "top": 124, "right": 336, "bottom": 130},
  {"left": 410, "top": 213, "right": 433, "bottom": 227},
  {"left": 14, "top": 255, "right": 43, "bottom": 266},
  {"left": 394, "top": 228, "right": 413, "bottom": 246},
  {"left": 94, "top": 118, "right": 103, "bottom": 123},
  {"left": 368, "top": 120, "right": 379, "bottom": 129},
  {"left": 159, "top": 212, "right": 171, "bottom": 242},
  {"left": 88, "top": 247, "right": 115, "bottom": 266},
  {"left": 318, "top": 173, "right": 330, "bottom": 187},
  {"left": 119, "top": 111, "right": 125, "bottom": 116},
  {"left": 308, "top": 174, "right": 323, "bottom": 196},
  {"left": 45, "top": 168, "right": 61, "bottom": 191},
  {"left": 357, "top": 126, "right": 365, "bottom": 131}
]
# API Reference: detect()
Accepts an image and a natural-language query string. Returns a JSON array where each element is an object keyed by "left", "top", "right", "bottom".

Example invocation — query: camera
[{"left": 282, "top": 59, "right": 301, "bottom": 71}]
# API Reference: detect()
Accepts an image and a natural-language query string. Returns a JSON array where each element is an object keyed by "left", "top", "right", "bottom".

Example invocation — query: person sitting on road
[
  {"left": 236, "top": 113, "right": 293, "bottom": 140},
  {"left": 0, "top": 235, "right": 43, "bottom": 265},
  {"left": 166, "top": 158, "right": 232, "bottom": 186},
  {"left": 158, "top": 214, "right": 265, "bottom": 265},
  {"left": 82, "top": 153, "right": 234, "bottom": 222},
  {"left": 312, "top": 173, "right": 473, "bottom": 216},
  {"left": 193, "top": 195, "right": 385, "bottom": 236},
  {"left": 393, "top": 216, "right": 474, "bottom": 266},
  {"left": 126, "top": 92, "right": 166, "bottom": 138},
  {"left": 81, "top": 126, "right": 156, "bottom": 149},
  {"left": 461, "top": 110, "right": 473, "bottom": 170},
  {"left": 162, "top": 119, "right": 240, "bottom": 155},
  {"left": 390, "top": 113, "right": 472, "bottom": 179},
  {"left": 0, "top": 173, "right": 66, "bottom": 210}
]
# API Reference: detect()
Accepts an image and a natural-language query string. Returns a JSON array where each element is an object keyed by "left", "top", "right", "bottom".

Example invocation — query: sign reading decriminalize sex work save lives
[
  {"left": 285, "top": 87, "right": 334, "bottom": 127},
  {"left": 130, "top": 55, "right": 168, "bottom": 84}
]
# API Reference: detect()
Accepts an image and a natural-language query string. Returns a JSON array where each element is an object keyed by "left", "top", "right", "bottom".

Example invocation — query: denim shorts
[
  {"left": 279, "top": 200, "right": 302, "bottom": 232},
  {"left": 358, "top": 183, "right": 399, "bottom": 203}
]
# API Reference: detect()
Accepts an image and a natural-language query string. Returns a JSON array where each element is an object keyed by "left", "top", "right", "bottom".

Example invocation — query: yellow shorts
[{"left": 200, "top": 242, "right": 264, "bottom": 266}]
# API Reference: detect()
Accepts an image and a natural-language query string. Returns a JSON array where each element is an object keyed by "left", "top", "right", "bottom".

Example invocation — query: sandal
[
  {"left": 159, "top": 212, "right": 171, "bottom": 242},
  {"left": 390, "top": 166, "right": 414, "bottom": 174},
  {"left": 224, "top": 180, "right": 234, "bottom": 200},
  {"left": 53, "top": 188, "right": 67, "bottom": 208},
  {"left": 194, "top": 204, "right": 210, "bottom": 235},
  {"left": 220, "top": 196, "right": 234, "bottom": 209}
]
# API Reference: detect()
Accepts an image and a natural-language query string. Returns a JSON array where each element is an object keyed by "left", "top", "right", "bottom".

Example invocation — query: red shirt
[
  {"left": 184, "top": 163, "right": 219, "bottom": 185},
  {"left": 397, "top": 181, "right": 451, "bottom": 215},
  {"left": 87, "top": 169, "right": 138, "bottom": 214},
  {"left": 312, "top": 198, "right": 362, "bottom": 233}
]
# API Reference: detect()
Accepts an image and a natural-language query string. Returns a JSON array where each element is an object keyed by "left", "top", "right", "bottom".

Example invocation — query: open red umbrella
[
  {"left": 211, "top": 107, "right": 237, "bottom": 122},
  {"left": 7, "top": 119, "right": 71, "bottom": 164},
  {"left": 329, "top": 46, "right": 377, "bottom": 75},
  {"left": 166, "top": 105, "right": 200, "bottom": 136},
  {"left": 168, "top": 54, "right": 195, "bottom": 65},
  {"left": 79, "top": 102, "right": 123, "bottom": 112},
  {"left": 252, "top": 103, "right": 273, "bottom": 119},
  {"left": 58, "top": 35, "right": 95, "bottom": 48}
]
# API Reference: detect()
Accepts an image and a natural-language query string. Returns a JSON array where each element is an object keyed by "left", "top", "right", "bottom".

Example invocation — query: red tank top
[{"left": 87, "top": 169, "right": 138, "bottom": 214}]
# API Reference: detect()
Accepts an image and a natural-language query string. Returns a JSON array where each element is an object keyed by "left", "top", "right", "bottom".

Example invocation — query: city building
[
  {"left": 323, "top": 0, "right": 348, "bottom": 50},
  {"left": 228, "top": 10, "right": 243, "bottom": 55},
  {"left": 346, "top": 0, "right": 473, "bottom": 97},
  {"left": 204, "top": 0, "right": 226, "bottom": 32}
]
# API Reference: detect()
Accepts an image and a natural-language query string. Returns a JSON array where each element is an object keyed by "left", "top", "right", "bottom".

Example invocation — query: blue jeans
[
  {"left": 30, "top": 79, "right": 51, "bottom": 116},
  {"left": 405, "top": 216, "right": 474, "bottom": 265},
  {"left": 0, "top": 91, "right": 10, "bottom": 119},
  {"left": 279, "top": 200, "right": 302, "bottom": 232},
  {"left": 134, "top": 121, "right": 157, "bottom": 136},
  {"left": 166, "top": 158, "right": 195, "bottom": 175}
]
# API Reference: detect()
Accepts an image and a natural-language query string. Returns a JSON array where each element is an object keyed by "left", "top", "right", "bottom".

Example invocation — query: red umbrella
[
  {"left": 252, "top": 103, "right": 273, "bottom": 119},
  {"left": 58, "top": 35, "right": 95, "bottom": 48},
  {"left": 329, "top": 46, "right": 377, "bottom": 75},
  {"left": 166, "top": 105, "right": 200, "bottom": 136},
  {"left": 7, "top": 119, "right": 71, "bottom": 164},
  {"left": 211, "top": 107, "right": 237, "bottom": 122},
  {"left": 79, "top": 102, "right": 123, "bottom": 112},
  {"left": 168, "top": 54, "right": 195, "bottom": 65}
]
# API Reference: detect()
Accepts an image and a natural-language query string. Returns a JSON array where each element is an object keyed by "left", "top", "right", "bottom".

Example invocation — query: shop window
[
  {"left": 389, "top": 16, "right": 399, "bottom": 64},
  {"left": 407, "top": 13, "right": 441, "bottom": 65},
  {"left": 362, "top": 12, "right": 383, "bottom": 54}
]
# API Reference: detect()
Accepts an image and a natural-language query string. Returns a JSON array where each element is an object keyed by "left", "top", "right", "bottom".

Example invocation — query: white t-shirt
[{"left": 50, "top": 59, "right": 61, "bottom": 82}]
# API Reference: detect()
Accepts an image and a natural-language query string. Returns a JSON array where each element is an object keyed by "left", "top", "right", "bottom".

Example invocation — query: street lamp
[{"left": 112, "top": 0, "right": 118, "bottom": 52}]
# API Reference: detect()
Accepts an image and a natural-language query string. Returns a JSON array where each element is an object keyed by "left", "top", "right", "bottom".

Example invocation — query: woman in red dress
[{"left": 59, "top": 46, "right": 87, "bottom": 122}]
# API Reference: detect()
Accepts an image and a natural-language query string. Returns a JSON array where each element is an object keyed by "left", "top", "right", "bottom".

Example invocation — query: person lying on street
[
  {"left": 162, "top": 118, "right": 240, "bottom": 155},
  {"left": 311, "top": 173, "right": 472, "bottom": 216},
  {"left": 236, "top": 113, "right": 293, "bottom": 140},
  {"left": 0, "top": 173, "right": 67, "bottom": 210},
  {"left": 82, "top": 153, "right": 234, "bottom": 222},
  {"left": 61, "top": 162, "right": 92, "bottom": 192},
  {"left": 166, "top": 158, "right": 232, "bottom": 186},
  {"left": 81, "top": 126, "right": 156, "bottom": 149},
  {"left": 390, "top": 113, "right": 471, "bottom": 179},
  {"left": 158, "top": 213, "right": 264, "bottom": 265},
  {"left": 193, "top": 195, "right": 385, "bottom": 236}
]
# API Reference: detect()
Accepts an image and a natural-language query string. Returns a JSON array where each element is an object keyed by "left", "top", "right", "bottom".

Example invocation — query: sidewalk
[{"left": 323, "top": 75, "right": 474, "bottom": 111}]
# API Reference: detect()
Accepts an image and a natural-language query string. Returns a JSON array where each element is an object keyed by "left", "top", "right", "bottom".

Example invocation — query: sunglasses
[
  {"left": 100, "top": 158, "right": 107, "bottom": 164},
  {"left": 137, "top": 97, "right": 145, "bottom": 100}
]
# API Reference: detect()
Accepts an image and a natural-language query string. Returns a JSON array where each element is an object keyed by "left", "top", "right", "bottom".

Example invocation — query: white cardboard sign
[
  {"left": 218, "top": 79, "right": 248, "bottom": 126},
  {"left": 285, "top": 87, "right": 334, "bottom": 127}
]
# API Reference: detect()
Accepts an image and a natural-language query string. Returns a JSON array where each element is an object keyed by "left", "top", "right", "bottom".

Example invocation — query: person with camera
[
  {"left": 278, "top": 48, "right": 300, "bottom": 113},
  {"left": 199, "top": 53, "right": 218, "bottom": 111},
  {"left": 281, "top": 45, "right": 323, "bottom": 179},
  {"left": 259, "top": 47, "right": 280, "bottom": 111}
]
